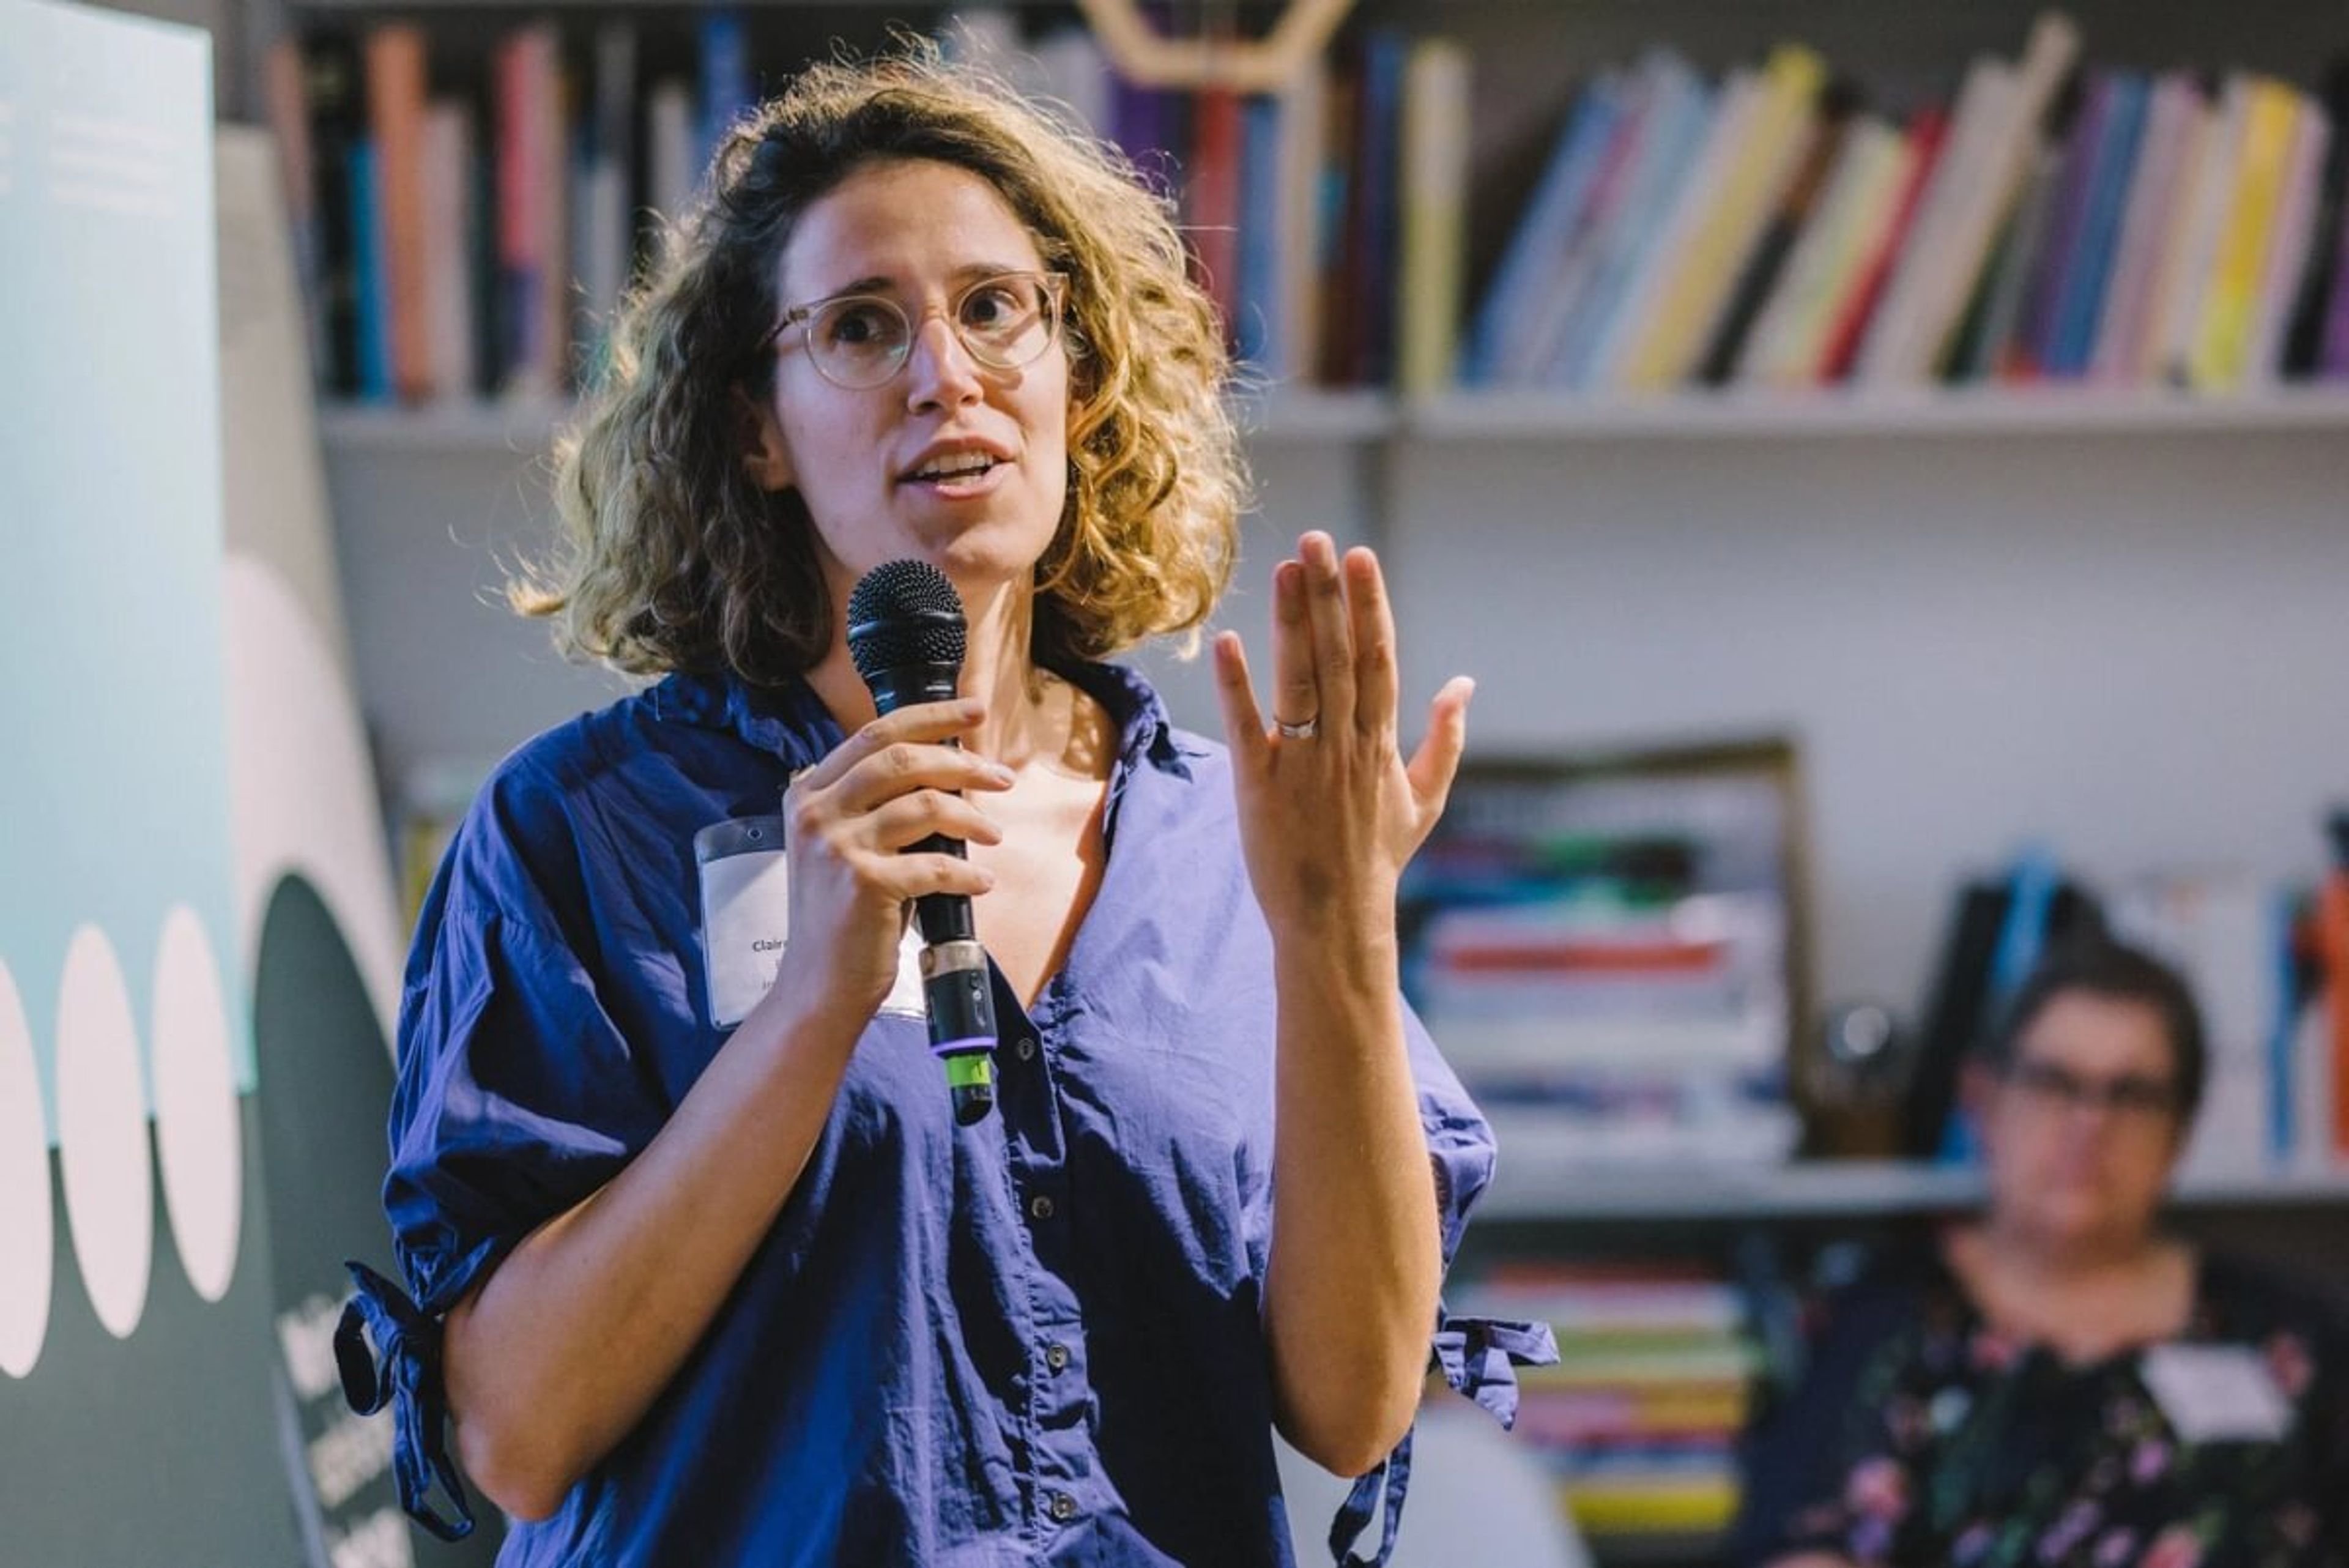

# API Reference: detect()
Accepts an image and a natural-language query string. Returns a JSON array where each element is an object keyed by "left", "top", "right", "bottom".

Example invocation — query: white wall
[
  {"left": 326, "top": 423, "right": 2349, "bottom": 1020},
  {"left": 1374, "top": 426, "right": 2349, "bottom": 1011}
]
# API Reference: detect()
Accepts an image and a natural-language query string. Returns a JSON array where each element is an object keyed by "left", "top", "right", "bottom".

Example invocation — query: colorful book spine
[
  {"left": 1818, "top": 107, "right": 1946, "bottom": 382},
  {"left": 2243, "top": 103, "right": 2331, "bottom": 384},
  {"left": 1551, "top": 58, "right": 1714, "bottom": 389},
  {"left": 2186, "top": 78, "right": 2303, "bottom": 390},
  {"left": 2325, "top": 817, "right": 2349, "bottom": 1157},
  {"left": 1396, "top": 37, "right": 1471, "bottom": 395},
  {"left": 348, "top": 139, "right": 390, "bottom": 402},
  {"left": 2013, "top": 71, "right": 2112, "bottom": 379},
  {"left": 1617, "top": 44, "right": 1827, "bottom": 392},
  {"left": 1233, "top": 92, "right": 1282, "bottom": 369},
  {"left": 1465, "top": 75, "right": 1620, "bottom": 387},
  {"left": 363, "top": 24, "right": 431, "bottom": 404},
  {"left": 2047, "top": 72, "right": 2151, "bottom": 377},
  {"left": 2089, "top": 75, "right": 2203, "bottom": 384}
]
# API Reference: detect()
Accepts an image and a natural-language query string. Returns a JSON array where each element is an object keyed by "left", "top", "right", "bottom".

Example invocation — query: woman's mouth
[{"left": 902, "top": 454, "right": 1007, "bottom": 496}]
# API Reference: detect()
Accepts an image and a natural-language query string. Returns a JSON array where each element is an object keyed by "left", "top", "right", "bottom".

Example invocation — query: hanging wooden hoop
[{"left": 1071, "top": 0, "right": 1355, "bottom": 92}]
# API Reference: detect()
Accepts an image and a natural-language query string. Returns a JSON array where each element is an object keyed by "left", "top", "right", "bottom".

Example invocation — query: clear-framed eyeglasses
[{"left": 767, "top": 270, "right": 1070, "bottom": 390}]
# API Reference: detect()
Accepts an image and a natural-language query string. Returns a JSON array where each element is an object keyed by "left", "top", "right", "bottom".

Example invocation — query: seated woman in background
[{"left": 1733, "top": 942, "right": 2349, "bottom": 1568}]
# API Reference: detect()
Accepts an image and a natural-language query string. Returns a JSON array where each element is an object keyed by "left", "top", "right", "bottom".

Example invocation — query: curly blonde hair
[{"left": 517, "top": 45, "right": 1247, "bottom": 684}]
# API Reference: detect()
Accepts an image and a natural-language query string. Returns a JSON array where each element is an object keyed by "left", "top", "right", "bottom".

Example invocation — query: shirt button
[
  {"left": 1030, "top": 1194, "right": 1055, "bottom": 1221},
  {"left": 1044, "top": 1342, "right": 1071, "bottom": 1372},
  {"left": 1048, "top": 1492, "right": 1078, "bottom": 1523},
  {"left": 1015, "top": 1035, "right": 1037, "bottom": 1061}
]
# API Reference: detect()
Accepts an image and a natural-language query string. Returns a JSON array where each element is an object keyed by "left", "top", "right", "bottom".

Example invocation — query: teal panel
[{"left": 0, "top": 0, "right": 248, "bottom": 1138}]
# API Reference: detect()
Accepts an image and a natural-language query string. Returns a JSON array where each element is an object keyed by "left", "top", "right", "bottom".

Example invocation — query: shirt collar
[
  {"left": 651, "top": 660, "right": 1189, "bottom": 779},
  {"left": 1050, "top": 658, "right": 1189, "bottom": 781},
  {"left": 648, "top": 669, "right": 842, "bottom": 765}
]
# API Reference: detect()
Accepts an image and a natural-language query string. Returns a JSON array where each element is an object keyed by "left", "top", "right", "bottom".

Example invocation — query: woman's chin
[{"left": 2014, "top": 1190, "right": 2153, "bottom": 1249}]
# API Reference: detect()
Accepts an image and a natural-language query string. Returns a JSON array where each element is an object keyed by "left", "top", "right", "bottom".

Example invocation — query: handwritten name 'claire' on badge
[{"left": 695, "top": 815, "right": 927, "bottom": 1030}]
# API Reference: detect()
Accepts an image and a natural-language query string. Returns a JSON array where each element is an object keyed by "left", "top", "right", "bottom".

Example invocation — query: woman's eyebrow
[{"left": 818, "top": 262, "right": 1034, "bottom": 298}]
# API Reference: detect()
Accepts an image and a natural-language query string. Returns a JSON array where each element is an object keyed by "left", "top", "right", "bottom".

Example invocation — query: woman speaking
[{"left": 337, "top": 41, "right": 1546, "bottom": 1568}]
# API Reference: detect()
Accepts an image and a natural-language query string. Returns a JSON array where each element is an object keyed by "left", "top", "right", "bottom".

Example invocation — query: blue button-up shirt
[{"left": 362, "top": 661, "right": 1530, "bottom": 1566}]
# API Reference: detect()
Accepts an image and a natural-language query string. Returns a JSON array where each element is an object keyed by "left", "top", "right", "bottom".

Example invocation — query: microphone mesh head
[{"left": 845, "top": 559, "right": 967, "bottom": 681}]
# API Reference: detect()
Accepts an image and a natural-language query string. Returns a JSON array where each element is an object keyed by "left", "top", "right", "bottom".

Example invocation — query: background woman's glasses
[{"left": 2005, "top": 1059, "right": 2180, "bottom": 1123}]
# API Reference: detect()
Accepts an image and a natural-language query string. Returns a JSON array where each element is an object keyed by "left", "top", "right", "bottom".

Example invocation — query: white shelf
[
  {"left": 1233, "top": 388, "right": 1397, "bottom": 442},
  {"left": 314, "top": 388, "right": 1395, "bottom": 456},
  {"left": 1479, "top": 1146, "right": 2349, "bottom": 1223},
  {"left": 1403, "top": 384, "right": 2349, "bottom": 442},
  {"left": 317, "top": 384, "right": 2349, "bottom": 457},
  {"left": 316, "top": 399, "right": 566, "bottom": 456}
]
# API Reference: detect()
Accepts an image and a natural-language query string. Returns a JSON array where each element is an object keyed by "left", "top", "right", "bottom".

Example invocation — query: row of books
[
  {"left": 2107, "top": 820, "right": 2349, "bottom": 1178},
  {"left": 264, "top": 6, "right": 2349, "bottom": 411},
  {"left": 1455, "top": 1263, "right": 1757, "bottom": 1547},
  {"left": 1472, "top": 16, "right": 2349, "bottom": 395},
  {"left": 263, "top": 12, "right": 763, "bottom": 406},
  {"left": 1901, "top": 819, "right": 2349, "bottom": 1179},
  {"left": 259, "top": 4, "right": 1459, "bottom": 406},
  {"left": 1400, "top": 761, "right": 1803, "bottom": 1169}
]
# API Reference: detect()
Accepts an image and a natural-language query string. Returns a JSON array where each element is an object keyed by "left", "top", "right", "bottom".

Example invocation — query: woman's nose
[{"left": 904, "top": 314, "right": 984, "bottom": 409}]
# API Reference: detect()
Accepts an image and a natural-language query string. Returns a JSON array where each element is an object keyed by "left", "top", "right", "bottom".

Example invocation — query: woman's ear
[{"left": 738, "top": 387, "right": 794, "bottom": 492}]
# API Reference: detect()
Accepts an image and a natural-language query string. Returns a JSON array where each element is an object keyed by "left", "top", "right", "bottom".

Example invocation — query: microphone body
[{"left": 846, "top": 560, "right": 1000, "bottom": 1125}]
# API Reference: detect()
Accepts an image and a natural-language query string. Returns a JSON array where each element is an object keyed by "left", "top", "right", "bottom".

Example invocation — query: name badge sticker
[
  {"left": 696, "top": 816, "right": 790, "bottom": 1030},
  {"left": 695, "top": 815, "right": 929, "bottom": 1030},
  {"left": 2140, "top": 1343, "right": 2294, "bottom": 1444}
]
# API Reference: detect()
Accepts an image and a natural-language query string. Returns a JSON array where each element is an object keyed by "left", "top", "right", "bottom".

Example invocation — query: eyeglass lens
[
  {"left": 2009, "top": 1059, "right": 2178, "bottom": 1118},
  {"left": 807, "top": 275, "right": 1056, "bottom": 387}
]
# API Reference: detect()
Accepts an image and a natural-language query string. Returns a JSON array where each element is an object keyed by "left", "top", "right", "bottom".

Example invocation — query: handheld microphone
[{"left": 845, "top": 558, "right": 1000, "bottom": 1126}]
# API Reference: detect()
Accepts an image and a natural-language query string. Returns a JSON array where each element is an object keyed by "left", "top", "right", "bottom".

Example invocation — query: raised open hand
[{"left": 1212, "top": 532, "right": 1472, "bottom": 946}]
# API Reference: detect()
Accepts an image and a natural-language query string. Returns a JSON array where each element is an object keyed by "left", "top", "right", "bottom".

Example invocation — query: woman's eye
[
  {"left": 962, "top": 284, "right": 1025, "bottom": 332},
  {"left": 824, "top": 302, "right": 900, "bottom": 348}
]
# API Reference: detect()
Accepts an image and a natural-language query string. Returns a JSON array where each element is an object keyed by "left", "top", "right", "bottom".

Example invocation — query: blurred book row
[
  {"left": 1400, "top": 737, "right": 2349, "bottom": 1184},
  {"left": 262, "top": 6, "right": 2349, "bottom": 409},
  {"left": 1400, "top": 747, "right": 1805, "bottom": 1172},
  {"left": 1454, "top": 1261, "right": 1757, "bottom": 1554},
  {"left": 1468, "top": 15, "right": 2349, "bottom": 396},
  {"left": 1897, "top": 822, "right": 2349, "bottom": 1185}
]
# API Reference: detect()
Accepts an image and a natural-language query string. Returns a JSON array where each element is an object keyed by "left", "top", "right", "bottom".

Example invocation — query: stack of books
[
  {"left": 1456, "top": 1262, "right": 1759, "bottom": 1553},
  {"left": 1401, "top": 763, "right": 1800, "bottom": 1169}
]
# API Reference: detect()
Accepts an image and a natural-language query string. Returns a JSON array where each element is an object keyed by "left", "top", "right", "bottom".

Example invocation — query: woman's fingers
[
  {"left": 1213, "top": 630, "right": 1270, "bottom": 764},
  {"left": 859, "top": 789, "right": 1004, "bottom": 853},
  {"left": 827, "top": 740, "right": 1014, "bottom": 818},
  {"left": 1269, "top": 558, "right": 1318, "bottom": 734},
  {"left": 1405, "top": 677, "right": 1474, "bottom": 831},
  {"left": 1298, "top": 532, "right": 1356, "bottom": 726},
  {"left": 869, "top": 851, "right": 996, "bottom": 902},
  {"left": 790, "top": 697, "right": 985, "bottom": 794},
  {"left": 1343, "top": 546, "right": 1398, "bottom": 738}
]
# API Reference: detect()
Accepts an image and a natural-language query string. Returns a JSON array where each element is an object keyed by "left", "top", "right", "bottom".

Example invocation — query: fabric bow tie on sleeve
[
  {"left": 335, "top": 1259, "right": 478, "bottom": 1541},
  {"left": 1328, "top": 1311, "right": 1561, "bottom": 1568}
]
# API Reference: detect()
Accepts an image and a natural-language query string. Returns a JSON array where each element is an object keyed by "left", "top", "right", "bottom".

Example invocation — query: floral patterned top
[{"left": 1731, "top": 1244, "right": 2349, "bottom": 1568}]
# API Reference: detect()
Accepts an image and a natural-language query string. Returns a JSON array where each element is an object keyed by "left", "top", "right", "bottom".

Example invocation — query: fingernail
[{"left": 987, "top": 761, "right": 1016, "bottom": 785}]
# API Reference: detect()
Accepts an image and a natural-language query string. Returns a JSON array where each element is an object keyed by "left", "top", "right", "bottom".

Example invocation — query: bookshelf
[
  {"left": 1478, "top": 1148, "right": 2349, "bottom": 1224},
  {"left": 313, "top": 381, "right": 2349, "bottom": 455},
  {"left": 1403, "top": 383, "right": 2349, "bottom": 440},
  {"left": 313, "top": 387, "right": 1398, "bottom": 453}
]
